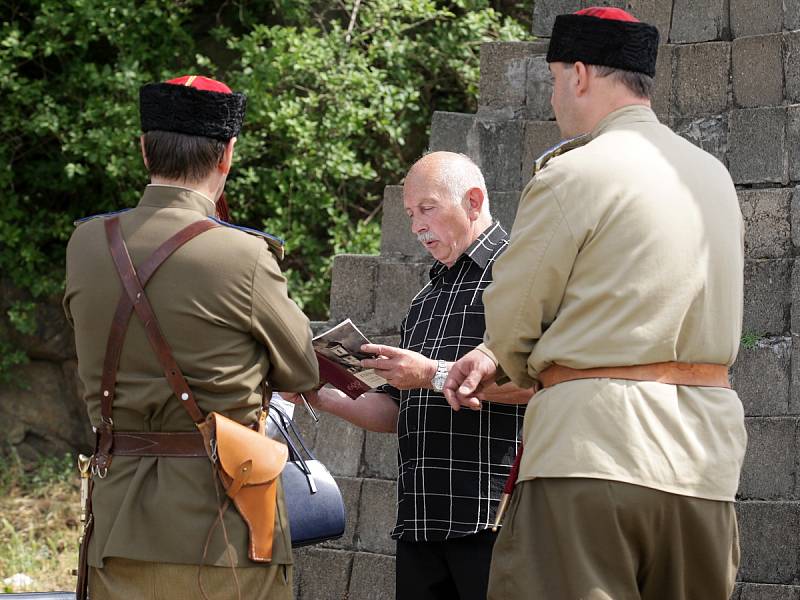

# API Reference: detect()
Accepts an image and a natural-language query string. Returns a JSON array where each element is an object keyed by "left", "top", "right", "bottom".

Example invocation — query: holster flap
[{"left": 212, "top": 412, "right": 287, "bottom": 484}]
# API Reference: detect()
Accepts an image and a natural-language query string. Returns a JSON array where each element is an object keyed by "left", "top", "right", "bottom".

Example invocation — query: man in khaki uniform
[
  {"left": 444, "top": 7, "right": 746, "bottom": 600},
  {"left": 64, "top": 75, "right": 318, "bottom": 599}
]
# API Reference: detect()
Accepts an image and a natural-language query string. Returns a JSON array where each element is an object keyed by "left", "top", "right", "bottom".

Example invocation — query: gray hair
[{"left": 411, "top": 151, "right": 491, "bottom": 218}]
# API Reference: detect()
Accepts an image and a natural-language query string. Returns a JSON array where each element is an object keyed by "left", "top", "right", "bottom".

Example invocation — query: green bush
[{"left": 1, "top": 1, "right": 528, "bottom": 331}]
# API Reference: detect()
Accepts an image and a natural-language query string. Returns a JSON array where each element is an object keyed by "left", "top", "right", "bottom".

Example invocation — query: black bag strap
[
  {"left": 268, "top": 404, "right": 320, "bottom": 493},
  {"left": 270, "top": 403, "right": 315, "bottom": 459}
]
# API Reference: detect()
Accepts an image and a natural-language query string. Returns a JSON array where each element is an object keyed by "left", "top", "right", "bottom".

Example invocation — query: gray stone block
[
  {"left": 788, "top": 106, "right": 800, "bottom": 182},
  {"left": 672, "top": 42, "right": 730, "bottom": 117},
  {"left": 322, "top": 477, "right": 363, "bottom": 550},
  {"left": 475, "top": 118, "right": 525, "bottom": 191},
  {"left": 293, "top": 547, "right": 353, "bottom": 600},
  {"left": 732, "top": 34, "right": 783, "bottom": 108},
  {"left": 739, "top": 188, "right": 792, "bottom": 259},
  {"left": 626, "top": 0, "right": 673, "bottom": 43},
  {"left": 532, "top": 0, "right": 582, "bottom": 37},
  {"left": 362, "top": 431, "right": 398, "bottom": 480},
  {"left": 788, "top": 0, "right": 800, "bottom": 31},
  {"left": 490, "top": 191, "right": 523, "bottom": 233},
  {"left": 651, "top": 44, "right": 673, "bottom": 119},
  {"left": 793, "top": 188, "right": 800, "bottom": 251},
  {"left": 728, "top": 108, "right": 788, "bottom": 184},
  {"left": 737, "top": 417, "right": 798, "bottom": 500},
  {"left": 311, "top": 411, "right": 365, "bottom": 477},
  {"left": 480, "top": 42, "right": 546, "bottom": 115},
  {"left": 330, "top": 255, "right": 378, "bottom": 323},
  {"left": 785, "top": 33, "right": 800, "bottom": 104},
  {"left": 788, "top": 336, "right": 800, "bottom": 415},
  {"left": 429, "top": 111, "right": 477, "bottom": 159},
  {"left": 380, "top": 185, "right": 427, "bottom": 259},
  {"left": 791, "top": 261, "right": 800, "bottom": 335},
  {"left": 735, "top": 583, "right": 800, "bottom": 599},
  {"left": 670, "top": 0, "right": 730, "bottom": 43},
  {"left": 731, "top": 338, "right": 791, "bottom": 417},
  {"left": 731, "top": 0, "right": 783, "bottom": 37},
  {"left": 348, "top": 552, "right": 396, "bottom": 600},
  {"left": 672, "top": 114, "right": 728, "bottom": 166},
  {"left": 736, "top": 501, "right": 800, "bottom": 584},
  {"left": 744, "top": 259, "right": 791, "bottom": 336},
  {"left": 356, "top": 479, "right": 397, "bottom": 555},
  {"left": 372, "top": 259, "right": 430, "bottom": 334},
  {"left": 521, "top": 120, "right": 563, "bottom": 189},
  {"left": 525, "top": 53, "right": 555, "bottom": 121}
]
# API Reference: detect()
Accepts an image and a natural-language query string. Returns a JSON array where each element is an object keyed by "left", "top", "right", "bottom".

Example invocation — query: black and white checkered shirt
[{"left": 384, "top": 222, "right": 524, "bottom": 542}]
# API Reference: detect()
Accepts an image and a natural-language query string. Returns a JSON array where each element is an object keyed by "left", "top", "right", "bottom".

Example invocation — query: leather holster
[{"left": 199, "top": 412, "right": 288, "bottom": 562}]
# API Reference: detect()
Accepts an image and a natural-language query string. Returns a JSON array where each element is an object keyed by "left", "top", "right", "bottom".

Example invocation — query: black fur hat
[
  {"left": 546, "top": 7, "right": 660, "bottom": 77},
  {"left": 139, "top": 75, "right": 247, "bottom": 141}
]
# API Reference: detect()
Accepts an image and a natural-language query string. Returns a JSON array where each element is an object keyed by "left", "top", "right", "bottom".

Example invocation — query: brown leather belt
[
  {"left": 112, "top": 432, "right": 207, "bottom": 457},
  {"left": 539, "top": 361, "right": 730, "bottom": 389}
]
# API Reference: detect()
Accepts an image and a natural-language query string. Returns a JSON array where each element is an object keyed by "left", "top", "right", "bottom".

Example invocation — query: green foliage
[
  {"left": 1, "top": 0, "right": 528, "bottom": 320},
  {"left": 0, "top": 447, "right": 74, "bottom": 497},
  {"left": 740, "top": 332, "right": 763, "bottom": 350}
]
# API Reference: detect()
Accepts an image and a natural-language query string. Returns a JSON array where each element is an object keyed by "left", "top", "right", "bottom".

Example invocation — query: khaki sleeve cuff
[{"left": 477, "top": 343, "right": 511, "bottom": 386}]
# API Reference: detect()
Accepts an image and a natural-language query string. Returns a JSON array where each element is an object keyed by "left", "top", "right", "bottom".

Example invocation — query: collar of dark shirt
[{"left": 429, "top": 221, "right": 507, "bottom": 281}]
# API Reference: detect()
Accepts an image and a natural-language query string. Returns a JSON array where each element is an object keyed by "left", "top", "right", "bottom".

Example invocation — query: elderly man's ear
[{"left": 466, "top": 187, "right": 484, "bottom": 221}]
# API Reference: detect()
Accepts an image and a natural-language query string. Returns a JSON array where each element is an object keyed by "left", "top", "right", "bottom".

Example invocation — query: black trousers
[{"left": 396, "top": 529, "right": 498, "bottom": 600}]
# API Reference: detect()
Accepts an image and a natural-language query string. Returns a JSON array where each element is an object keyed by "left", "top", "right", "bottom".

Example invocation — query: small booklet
[{"left": 313, "top": 319, "right": 387, "bottom": 399}]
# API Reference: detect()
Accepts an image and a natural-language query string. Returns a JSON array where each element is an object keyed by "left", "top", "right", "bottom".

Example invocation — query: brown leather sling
[{"left": 78, "top": 216, "right": 286, "bottom": 599}]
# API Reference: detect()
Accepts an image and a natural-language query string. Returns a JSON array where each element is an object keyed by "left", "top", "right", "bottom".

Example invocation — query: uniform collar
[
  {"left": 429, "top": 222, "right": 507, "bottom": 280},
  {"left": 139, "top": 184, "right": 216, "bottom": 216},
  {"left": 591, "top": 104, "right": 659, "bottom": 139}
]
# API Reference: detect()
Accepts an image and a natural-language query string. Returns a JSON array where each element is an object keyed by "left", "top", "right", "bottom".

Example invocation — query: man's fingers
[
  {"left": 443, "top": 387, "right": 462, "bottom": 412},
  {"left": 361, "top": 343, "right": 397, "bottom": 357},
  {"left": 457, "top": 369, "right": 484, "bottom": 397},
  {"left": 361, "top": 356, "right": 393, "bottom": 371}
]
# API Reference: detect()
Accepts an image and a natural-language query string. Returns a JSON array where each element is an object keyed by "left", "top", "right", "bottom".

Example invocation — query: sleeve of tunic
[
  {"left": 249, "top": 244, "right": 320, "bottom": 392},
  {"left": 482, "top": 168, "right": 580, "bottom": 388}
]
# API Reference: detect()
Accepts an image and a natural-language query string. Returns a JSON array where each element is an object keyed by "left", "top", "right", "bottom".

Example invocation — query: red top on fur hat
[
  {"left": 575, "top": 7, "right": 640, "bottom": 22},
  {"left": 165, "top": 75, "right": 233, "bottom": 94}
]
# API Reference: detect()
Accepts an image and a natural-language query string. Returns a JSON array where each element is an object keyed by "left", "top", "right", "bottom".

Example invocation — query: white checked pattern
[{"left": 383, "top": 222, "right": 524, "bottom": 542}]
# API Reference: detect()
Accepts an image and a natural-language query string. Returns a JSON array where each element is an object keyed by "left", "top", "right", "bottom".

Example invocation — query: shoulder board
[
  {"left": 209, "top": 216, "right": 286, "bottom": 261},
  {"left": 533, "top": 133, "right": 592, "bottom": 176},
  {"left": 73, "top": 208, "right": 133, "bottom": 227}
]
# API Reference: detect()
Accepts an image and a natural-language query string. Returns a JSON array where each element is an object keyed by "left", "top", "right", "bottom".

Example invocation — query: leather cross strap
[
  {"left": 112, "top": 432, "right": 207, "bottom": 457},
  {"left": 539, "top": 361, "right": 731, "bottom": 389},
  {"left": 99, "top": 218, "right": 220, "bottom": 424},
  {"left": 92, "top": 217, "right": 219, "bottom": 475},
  {"left": 105, "top": 216, "right": 208, "bottom": 424}
]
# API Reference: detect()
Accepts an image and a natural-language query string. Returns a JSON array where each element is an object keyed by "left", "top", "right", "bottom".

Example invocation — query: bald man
[{"left": 284, "top": 152, "right": 533, "bottom": 600}]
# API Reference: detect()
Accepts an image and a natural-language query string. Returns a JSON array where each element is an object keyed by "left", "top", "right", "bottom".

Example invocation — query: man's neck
[
  {"left": 585, "top": 97, "right": 651, "bottom": 134},
  {"left": 149, "top": 176, "right": 219, "bottom": 208}
]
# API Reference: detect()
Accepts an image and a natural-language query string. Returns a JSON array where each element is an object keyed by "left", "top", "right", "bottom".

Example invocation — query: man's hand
[
  {"left": 475, "top": 381, "right": 537, "bottom": 404},
  {"left": 360, "top": 344, "right": 436, "bottom": 389},
  {"left": 443, "top": 348, "right": 498, "bottom": 411}
]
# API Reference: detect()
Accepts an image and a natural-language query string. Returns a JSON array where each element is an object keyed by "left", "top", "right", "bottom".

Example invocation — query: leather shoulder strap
[{"left": 100, "top": 217, "right": 219, "bottom": 425}]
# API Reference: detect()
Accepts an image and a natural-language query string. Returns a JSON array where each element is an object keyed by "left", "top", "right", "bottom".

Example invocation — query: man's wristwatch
[{"left": 431, "top": 360, "right": 449, "bottom": 392}]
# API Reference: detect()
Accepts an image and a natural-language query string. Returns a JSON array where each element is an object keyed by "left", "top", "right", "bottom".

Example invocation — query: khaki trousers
[
  {"left": 488, "top": 478, "right": 739, "bottom": 600},
  {"left": 90, "top": 557, "right": 293, "bottom": 600}
]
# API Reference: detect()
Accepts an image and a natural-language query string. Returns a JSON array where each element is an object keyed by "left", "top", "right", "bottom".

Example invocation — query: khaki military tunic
[
  {"left": 63, "top": 185, "right": 319, "bottom": 568},
  {"left": 481, "top": 105, "right": 747, "bottom": 501}
]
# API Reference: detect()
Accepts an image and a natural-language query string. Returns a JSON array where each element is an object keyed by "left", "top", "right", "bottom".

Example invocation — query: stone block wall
[
  {"left": 299, "top": 0, "right": 800, "bottom": 597},
  {"left": 2, "top": 1, "right": 800, "bottom": 598}
]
